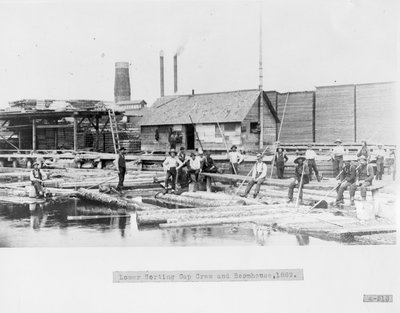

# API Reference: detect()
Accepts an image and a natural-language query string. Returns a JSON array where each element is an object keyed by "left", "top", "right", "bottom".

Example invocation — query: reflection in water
[
  {"left": 295, "top": 234, "right": 310, "bottom": 246},
  {"left": 0, "top": 198, "right": 339, "bottom": 247}
]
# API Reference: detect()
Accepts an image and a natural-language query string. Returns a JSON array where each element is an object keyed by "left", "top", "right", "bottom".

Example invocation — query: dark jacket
[
  {"left": 275, "top": 152, "right": 288, "bottom": 165},
  {"left": 357, "top": 164, "right": 374, "bottom": 183},
  {"left": 340, "top": 164, "right": 356, "bottom": 183},
  {"left": 202, "top": 156, "right": 217, "bottom": 173},
  {"left": 294, "top": 163, "right": 309, "bottom": 184},
  {"left": 118, "top": 153, "right": 126, "bottom": 168}
]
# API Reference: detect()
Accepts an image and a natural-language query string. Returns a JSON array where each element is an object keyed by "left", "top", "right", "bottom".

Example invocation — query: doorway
[{"left": 186, "top": 124, "right": 195, "bottom": 150}]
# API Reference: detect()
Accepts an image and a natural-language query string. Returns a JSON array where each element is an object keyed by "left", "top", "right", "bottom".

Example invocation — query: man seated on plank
[
  {"left": 349, "top": 155, "right": 374, "bottom": 204},
  {"left": 30, "top": 161, "right": 45, "bottom": 198},
  {"left": 333, "top": 156, "right": 356, "bottom": 207},
  {"left": 187, "top": 152, "right": 201, "bottom": 191},
  {"left": 287, "top": 156, "right": 309, "bottom": 205},
  {"left": 240, "top": 153, "right": 267, "bottom": 198}
]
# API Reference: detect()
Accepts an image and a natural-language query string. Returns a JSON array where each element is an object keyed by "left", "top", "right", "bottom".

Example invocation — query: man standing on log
[
  {"left": 275, "top": 147, "right": 288, "bottom": 179},
  {"left": 331, "top": 138, "right": 344, "bottom": 177},
  {"left": 163, "top": 148, "right": 183, "bottom": 193},
  {"left": 116, "top": 147, "right": 127, "bottom": 191},
  {"left": 374, "top": 144, "right": 385, "bottom": 180},
  {"left": 241, "top": 153, "right": 267, "bottom": 198},
  {"left": 287, "top": 156, "right": 309, "bottom": 204},
  {"left": 227, "top": 145, "right": 244, "bottom": 175},
  {"left": 30, "top": 161, "right": 45, "bottom": 198},
  {"left": 305, "top": 144, "right": 320, "bottom": 182},
  {"left": 333, "top": 157, "right": 356, "bottom": 206},
  {"left": 349, "top": 155, "right": 374, "bottom": 205}
]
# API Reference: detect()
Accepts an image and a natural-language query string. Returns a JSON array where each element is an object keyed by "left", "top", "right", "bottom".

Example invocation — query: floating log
[
  {"left": 137, "top": 206, "right": 289, "bottom": 226},
  {"left": 67, "top": 215, "right": 130, "bottom": 221},
  {"left": 181, "top": 191, "right": 262, "bottom": 206},
  {"left": 154, "top": 193, "right": 245, "bottom": 208},
  {"left": 77, "top": 188, "right": 131, "bottom": 208}
]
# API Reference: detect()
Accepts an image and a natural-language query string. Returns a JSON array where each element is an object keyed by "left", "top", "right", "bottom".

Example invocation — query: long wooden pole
[
  {"left": 269, "top": 92, "right": 290, "bottom": 178},
  {"left": 216, "top": 121, "right": 237, "bottom": 175},
  {"left": 73, "top": 116, "right": 78, "bottom": 151},
  {"left": 295, "top": 162, "right": 306, "bottom": 209},
  {"left": 32, "top": 119, "right": 37, "bottom": 151}
]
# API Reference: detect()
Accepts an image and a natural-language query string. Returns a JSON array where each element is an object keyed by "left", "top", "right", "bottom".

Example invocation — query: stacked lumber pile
[
  {"left": 315, "top": 85, "right": 355, "bottom": 142},
  {"left": 355, "top": 82, "right": 396, "bottom": 144},
  {"left": 277, "top": 91, "right": 314, "bottom": 143}
]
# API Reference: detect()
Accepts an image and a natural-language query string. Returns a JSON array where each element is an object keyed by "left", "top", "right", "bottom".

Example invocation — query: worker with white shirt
[
  {"left": 187, "top": 152, "right": 201, "bottom": 191},
  {"left": 374, "top": 144, "right": 386, "bottom": 180},
  {"left": 227, "top": 145, "right": 244, "bottom": 175},
  {"left": 240, "top": 153, "right": 267, "bottom": 198},
  {"left": 305, "top": 143, "right": 320, "bottom": 182},
  {"left": 331, "top": 138, "right": 345, "bottom": 177},
  {"left": 162, "top": 148, "right": 183, "bottom": 193}
]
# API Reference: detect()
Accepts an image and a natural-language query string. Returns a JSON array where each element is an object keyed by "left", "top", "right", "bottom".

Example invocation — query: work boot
[
  {"left": 240, "top": 193, "right": 248, "bottom": 198},
  {"left": 287, "top": 199, "right": 293, "bottom": 204},
  {"left": 253, "top": 193, "right": 258, "bottom": 199}
]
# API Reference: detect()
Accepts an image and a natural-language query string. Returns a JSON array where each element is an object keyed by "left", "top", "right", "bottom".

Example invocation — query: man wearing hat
[
  {"left": 275, "top": 147, "right": 288, "bottom": 179},
  {"left": 227, "top": 145, "right": 244, "bottom": 175},
  {"left": 30, "top": 161, "right": 45, "bottom": 198},
  {"left": 287, "top": 156, "right": 309, "bottom": 204},
  {"left": 241, "top": 153, "right": 268, "bottom": 198},
  {"left": 331, "top": 139, "right": 345, "bottom": 177},
  {"left": 374, "top": 144, "right": 386, "bottom": 180},
  {"left": 305, "top": 143, "right": 320, "bottom": 182},
  {"left": 163, "top": 148, "right": 184, "bottom": 192},
  {"left": 116, "top": 147, "right": 127, "bottom": 191},
  {"left": 357, "top": 140, "right": 370, "bottom": 160},
  {"left": 333, "top": 156, "right": 357, "bottom": 206},
  {"left": 349, "top": 155, "right": 374, "bottom": 204}
]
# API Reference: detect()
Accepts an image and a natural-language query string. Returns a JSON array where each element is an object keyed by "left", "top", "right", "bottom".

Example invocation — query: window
[
  {"left": 224, "top": 123, "right": 236, "bottom": 132},
  {"left": 250, "top": 122, "right": 260, "bottom": 133}
]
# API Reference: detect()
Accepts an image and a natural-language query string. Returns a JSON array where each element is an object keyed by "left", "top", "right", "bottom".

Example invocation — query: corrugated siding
[
  {"left": 356, "top": 82, "right": 396, "bottom": 144},
  {"left": 315, "top": 85, "right": 355, "bottom": 142},
  {"left": 277, "top": 91, "right": 314, "bottom": 143}
]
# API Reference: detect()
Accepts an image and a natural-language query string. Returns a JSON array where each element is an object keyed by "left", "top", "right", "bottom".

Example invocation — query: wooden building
[
  {"left": 0, "top": 99, "right": 127, "bottom": 153},
  {"left": 139, "top": 89, "right": 280, "bottom": 152}
]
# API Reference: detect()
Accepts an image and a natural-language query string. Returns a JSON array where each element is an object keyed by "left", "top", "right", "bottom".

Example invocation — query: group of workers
[{"left": 160, "top": 138, "right": 393, "bottom": 206}]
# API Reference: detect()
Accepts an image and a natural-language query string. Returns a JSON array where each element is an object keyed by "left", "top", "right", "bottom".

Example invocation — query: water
[{"left": 0, "top": 198, "right": 340, "bottom": 247}]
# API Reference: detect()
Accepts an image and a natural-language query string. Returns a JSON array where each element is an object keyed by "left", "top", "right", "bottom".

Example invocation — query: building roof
[
  {"left": 117, "top": 99, "right": 147, "bottom": 106},
  {"left": 139, "top": 89, "right": 280, "bottom": 126}
]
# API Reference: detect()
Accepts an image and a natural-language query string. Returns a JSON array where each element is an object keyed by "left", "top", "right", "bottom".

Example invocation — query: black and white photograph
[{"left": 0, "top": 0, "right": 398, "bottom": 312}]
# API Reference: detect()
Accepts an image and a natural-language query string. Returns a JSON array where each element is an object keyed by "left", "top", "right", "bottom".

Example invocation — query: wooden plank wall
[
  {"left": 315, "top": 85, "right": 355, "bottom": 142},
  {"left": 263, "top": 92, "right": 277, "bottom": 146},
  {"left": 276, "top": 91, "right": 314, "bottom": 143},
  {"left": 242, "top": 102, "right": 261, "bottom": 151},
  {"left": 356, "top": 82, "right": 396, "bottom": 144}
]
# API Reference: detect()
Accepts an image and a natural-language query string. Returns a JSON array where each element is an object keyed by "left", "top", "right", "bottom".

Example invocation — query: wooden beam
[
  {"left": 73, "top": 116, "right": 78, "bottom": 151},
  {"left": 95, "top": 116, "right": 100, "bottom": 151},
  {"left": 32, "top": 119, "right": 37, "bottom": 151}
]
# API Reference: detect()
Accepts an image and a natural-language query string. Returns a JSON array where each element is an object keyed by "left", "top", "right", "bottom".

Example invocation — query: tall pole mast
[
  {"left": 258, "top": 1, "right": 264, "bottom": 150},
  {"left": 258, "top": 1, "right": 263, "bottom": 91}
]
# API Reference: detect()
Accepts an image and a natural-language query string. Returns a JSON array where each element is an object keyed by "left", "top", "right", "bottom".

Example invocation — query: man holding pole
[
  {"left": 287, "top": 156, "right": 309, "bottom": 205},
  {"left": 349, "top": 155, "right": 374, "bottom": 205},
  {"left": 227, "top": 145, "right": 244, "bottom": 175},
  {"left": 240, "top": 153, "right": 267, "bottom": 198}
]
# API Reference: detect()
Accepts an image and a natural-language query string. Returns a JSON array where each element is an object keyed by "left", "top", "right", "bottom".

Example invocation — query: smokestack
[
  {"left": 114, "top": 62, "right": 131, "bottom": 103},
  {"left": 174, "top": 54, "right": 178, "bottom": 93},
  {"left": 160, "top": 51, "right": 165, "bottom": 97}
]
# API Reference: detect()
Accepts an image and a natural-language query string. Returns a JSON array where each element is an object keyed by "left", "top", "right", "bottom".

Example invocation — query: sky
[{"left": 0, "top": 0, "right": 397, "bottom": 108}]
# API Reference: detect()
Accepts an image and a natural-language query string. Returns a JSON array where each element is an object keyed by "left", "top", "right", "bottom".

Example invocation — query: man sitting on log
[
  {"left": 349, "top": 155, "right": 374, "bottom": 205},
  {"left": 240, "top": 153, "right": 267, "bottom": 198},
  {"left": 163, "top": 148, "right": 183, "bottom": 193},
  {"left": 30, "top": 161, "right": 45, "bottom": 198},
  {"left": 333, "top": 157, "right": 356, "bottom": 207},
  {"left": 287, "top": 156, "right": 309, "bottom": 205},
  {"left": 187, "top": 152, "right": 201, "bottom": 191}
]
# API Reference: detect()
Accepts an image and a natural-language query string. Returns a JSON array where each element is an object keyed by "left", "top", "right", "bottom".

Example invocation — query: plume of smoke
[{"left": 175, "top": 45, "right": 185, "bottom": 56}]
